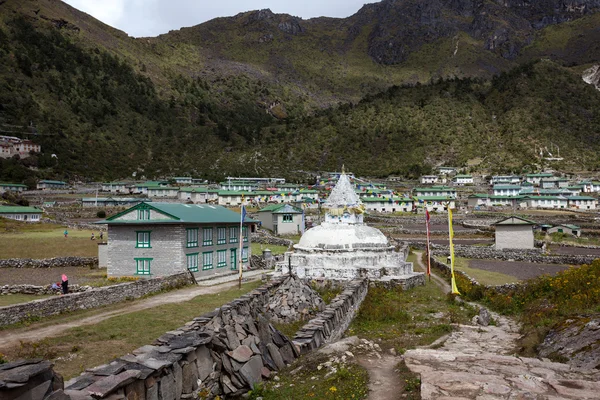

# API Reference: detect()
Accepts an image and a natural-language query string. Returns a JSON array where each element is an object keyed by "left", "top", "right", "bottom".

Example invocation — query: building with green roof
[
  {"left": 257, "top": 203, "right": 304, "bottom": 235},
  {"left": 98, "top": 202, "right": 256, "bottom": 279},
  {"left": 0, "top": 206, "right": 42, "bottom": 222},
  {"left": 493, "top": 216, "right": 537, "bottom": 249},
  {"left": 362, "top": 196, "right": 413, "bottom": 213},
  {"left": 36, "top": 180, "right": 67, "bottom": 190},
  {"left": 0, "top": 183, "right": 28, "bottom": 193}
]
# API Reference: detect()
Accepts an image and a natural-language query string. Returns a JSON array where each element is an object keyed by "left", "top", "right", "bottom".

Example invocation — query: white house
[
  {"left": 525, "top": 173, "right": 553, "bottom": 185},
  {"left": 520, "top": 196, "right": 568, "bottom": 209},
  {"left": 437, "top": 166, "right": 456, "bottom": 175},
  {"left": 172, "top": 177, "right": 193, "bottom": 185},
  {"left": 178, "top": 187, "right": 209, "bottom": 203},
  {"left": 490, "top": 175, "right": 521, "bottom": 185},
  {"left": 492, "top": 185, "right": 522, "bottom": 196},
  {"left": 219, "top": 180, "right": 259, "bottom": 191},
  {"left": 0, "top": 206, "right": 42, "bottom": 222},
  {"left": 414, "top": 196, "right": 455, "bottom": 213},
  {"left": 567, "top": 196, "right": 597, "bottom": 210},
  {"left": 453, "top": 174, "right": 474, "bottom": 185},
  {"left": 362, "top": 197, "right": 414, "bottom": 213},
  {"left": 81, "top": 197, "right": 149, "bottom": 208},
  {"left": 414, "top": 187, "right": 457, "bottom": 199},
  {"left": 36, "top": 180, "right": 67, "bottom": 190},
  {"left": 146, "top": 186, "right": 179, "bottom": 198},
  {"left": 548, "top": 224, "right": 581, "bottom": 237},
  {"left": 420, "top": 175, "right": 439, "bottom": 184},
  {"left": 493, "top": 216, "right": 536, "bottom": 250},
  {"left": 0, "top": 183, "right": 28, "bottom": 193},
  {"left": 101, "top": 182, "right": 128, "bottom": 193},
  {"left": 257, "top": 203, "right": 304, "bottom": 235}
]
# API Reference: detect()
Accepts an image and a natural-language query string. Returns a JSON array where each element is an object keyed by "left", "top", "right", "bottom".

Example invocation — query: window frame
[
  {"left": 229, "top": 226, "right": 238, "bottom": 243},
  {"left": 135, "top": 231, "right": 151, "bottom": 248},
  {"left": 137, "top": 209, "right": 150, "bottom": 220},
  {"left": 217, "top": 227, "right": 227, "bottom": 245},
  {"left": 242, "top": 246, "right": 249, "bottom": 262},
  {"left": 202, "top": 251, "right": 213, "bottom": 270},
  {"left": 186, "top": 228, "right": 199, "bottom": 248},
  {"left": 135, "top": 258, "right": 152, "bottom": 275},
  {"left": 187, "top": 252, "right": 199, "bottom": 272},
  {"left": 217, "top": 249, "right": 227, "bottom": 268},
  {"left": 242, "top": 226, "right": 248, "bottom": 242},
  {"left": 282, "top": 214, "right": 293, "bottom": 223},
  {"left": 203, "top": 227, "right": 213, "bottom": 246}
]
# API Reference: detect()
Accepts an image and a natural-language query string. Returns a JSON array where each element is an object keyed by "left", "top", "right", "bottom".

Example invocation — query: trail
[
  {"left": 0, "top": 273, "right": 263, "bottom": 352},
  {"left": 413, "top": 251, "right": 450, "bottom": 293},
  {"left": 358, "top": 354, "right": 404, "bottom": 400}
]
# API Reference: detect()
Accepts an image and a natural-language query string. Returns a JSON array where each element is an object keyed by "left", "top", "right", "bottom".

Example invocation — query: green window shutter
[
  {"left": 217, "top": 227, "right": 227, "bottom": 245},
  {"left": 202, "top": 251, "right": 213, "bottom": 270},
  {"left": 217, "top": 250, "right": 227, "bottom": 268},
  {"left": 229, "top": 226, "right": 238, "bottom": 243},
  {"left": 187, "top": 253, "right": 199, "bottom": 272},
  {"left": 186, "top": 228, "right": 199, "bottom": 247},
  {"left": 203, "top": 227, "right": 213, "bottom": 246},
  {"left": 135, "top": 258, "right": 152, "bottom": 275},
  {"left": 230, "top": 248, "right": 237, "bottom": 271}
]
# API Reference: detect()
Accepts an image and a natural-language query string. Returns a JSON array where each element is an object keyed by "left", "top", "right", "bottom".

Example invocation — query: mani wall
[
  {"left": 0, "top": 256, "right": 98, "bottom": 269},
  {"left": 0, "top": 273, "right": 193, "bottom": 327},
  {"left": 2, "top": 275, "right": 371, "bottom": 400}
]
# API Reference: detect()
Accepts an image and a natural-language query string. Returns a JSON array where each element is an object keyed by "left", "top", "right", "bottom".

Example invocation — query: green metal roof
[
  {"left": 567, "top": 196, "right": 595, "bottom": 200},
  {"left": 414, "top": 196, "right": 455, "bottom": 201},
  {"left": 0, "top": 183, "right": 27, "bottom": 187},
  {"left": 493, "top": 216, "right": 536, "bottom": 225},
  {"left": 555, "top": 224, "right": 580, "bottom": 230},
  {"left": 521, "top": 196, "right": 567, "bottom": 200},
  {"left": 258, "top": 204, "right": 303, "bottom": 214},
  {"left": 454, "top": 174, "right": 473, "bottom": 178},
  {"left": 102, "top": 202, "right": 256, "bottom": 224},
  {"left": 526, "top": 173, "right": 553, "bottom": 177},
  {"left": 493, "top": 185, "right": 521, "bottom": 189},
  {"left": 179, "top": 187, "right": 208, "bottom": 193},
  {"left": 0, "top": 206, "right": 42, "bottom": 214},
  {"left": 414, "top": 187, "right": 456, "bottom": 192},
  {"left": 362, "top": 197, "right": 413, "bottom": 202},
  {"left": 39, "top": 180, "right": 66, "bottom": 185}
]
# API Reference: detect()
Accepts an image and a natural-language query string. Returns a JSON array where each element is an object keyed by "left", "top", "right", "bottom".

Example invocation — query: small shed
[
  {"left": 493, "top": 216, "right": 536, "bottom": 250},
  {"left": 548, "top": 224, "right": 581, "bottom": 237},
  {"left": 257, "top": 204, "right": 304, "bottom": 235}
]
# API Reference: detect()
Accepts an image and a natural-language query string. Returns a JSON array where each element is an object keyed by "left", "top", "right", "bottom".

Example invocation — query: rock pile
[
  {"left": 265, "top": 276, "right": 325, "bottom": 323},
  {"left": 0, "top": 359, "right": 63, "bottom": 400}
]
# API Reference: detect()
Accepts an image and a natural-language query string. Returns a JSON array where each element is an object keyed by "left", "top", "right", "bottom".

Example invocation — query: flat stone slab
[
  {"left": 227, "top": 345, "right": 254, "bottom": 363},
  {"left": 84, "top": 370, "right": 141, "bottom": 398}
]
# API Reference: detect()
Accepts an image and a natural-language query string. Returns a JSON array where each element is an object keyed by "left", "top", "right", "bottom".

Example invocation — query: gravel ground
[
  {"left": 548, "top": 245, "right": 600, "bottom": 256},
  {"left": 467, "top": 260, "right": 570, "bottom": 280},
  {"left": 0, "top": 267, "right": 105, "bottom": 286}
]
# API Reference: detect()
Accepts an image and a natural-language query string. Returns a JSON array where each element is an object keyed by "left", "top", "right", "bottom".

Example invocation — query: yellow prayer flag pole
[{"left": 448, "top": 207, "right": 461, "bottom": 295}]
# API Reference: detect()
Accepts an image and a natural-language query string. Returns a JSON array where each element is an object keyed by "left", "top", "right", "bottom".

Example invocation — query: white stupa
[{"left": 287, "top": 170, "right": 425, "bottom": 285}]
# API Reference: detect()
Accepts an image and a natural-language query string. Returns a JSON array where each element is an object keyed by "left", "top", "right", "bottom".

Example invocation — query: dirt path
[
  {"left": 413, "top": 251, "right": 451, "bottom": 294},
  {"left": 358, "top": 354, "right": 404, "bottom": 400},
  {"left": 0, "top": 278, "right": 258, "bottom": 352}
]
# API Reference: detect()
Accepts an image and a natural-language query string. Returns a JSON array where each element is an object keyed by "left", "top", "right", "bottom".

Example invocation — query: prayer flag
[
  {"left": 425, "top": 209, "right": 431, "bottom": 279},
  {"left": 448, "top": 208, "right": 460, "bottom": 295}
]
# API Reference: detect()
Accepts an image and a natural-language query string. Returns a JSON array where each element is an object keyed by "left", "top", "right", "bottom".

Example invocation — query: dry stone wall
[
  {"left": 1, "top": 283, "right": 90, "bottom": 296},
  {"left": 265, "top": 276, "right": 325, "bottom": 323},
  {"left": 0, "top": 359, "right": 63, "bottom": 400},
  {"left": 293, "top": 279, "right": 369, "bottom": 354},
  {"left": 0, "top": 256, "right": 98, "bottom": 269},
  {"left": 0, "top": 273, "right": 193, "bottom": 327}
]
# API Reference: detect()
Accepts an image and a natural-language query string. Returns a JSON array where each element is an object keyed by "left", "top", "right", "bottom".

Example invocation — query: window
[
  {"left": 187, "top": 228, "right": 198, "bottom": 247},
  {"left": 135, "top": 258, "right": 152, "bottom": 275},
  {"left": 217, "top": 249, "right": 227, "bottom": 268},
  {"left": 187, "top": 253, "right": 199, "bottom": 272},
  {"left": 242, "top": 247, "right": 248, "bottom": 262},
  {"left": 282, "top": 214, "right": 293, "bottom": 223},
  {"left": 136, "top": 231, "right": 151, "bottom": 248},
  {"left": 230, "top": 248, "right": 237, "bottom": 270},
  {"left": 137, "top": 209, "right": 150, "bottom": 220},
  {"left": 229, "top": 227, "right": 238, "bottom": 243},
  {"left": 242, "top": 226, "right": 248, "bottom": 242},
  {"left": 203, "top": 228, "right": 213, "bottom": 246},
  {"left": 202, "top": 251, "right": 213, "bottom": 270},
  {"left": 217, "top": 227, "right": 227, "bottom": 245}
]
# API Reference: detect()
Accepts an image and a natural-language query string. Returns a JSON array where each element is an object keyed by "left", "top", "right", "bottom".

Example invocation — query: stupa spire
[{"left": 323, "top": 170, "right": 364, "bottom": 224}]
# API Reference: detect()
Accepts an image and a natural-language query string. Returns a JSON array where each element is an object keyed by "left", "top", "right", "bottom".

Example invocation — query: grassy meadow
[
  {"left": 0, "top": 218, "right": 103, "bottom": 259},
  {"left": 435, "top": 256, "right": 521, "bottom": 286}
]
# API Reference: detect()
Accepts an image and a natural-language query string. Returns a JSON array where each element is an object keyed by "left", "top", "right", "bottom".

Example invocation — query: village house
[
  {"left": 452, "top": 174, "right": 474, "bottom": 185},
  {"left": 437, "top": 166, "right": 456, "bottom": 175},
  {"left": 355, "top": 182, "right": 387, "bottom": 190},
  {"left": 579, "top": 181, "right": 600, "bottom": 193},
  {"left": 413, "top": 186, "right": 457, "bottom": 199},
  {"left": 0, "top": 206, "right": 43, "bottom": 222},
  {"left": 298, "top": 189, "right": 319, "bottom": 202},
  {"left": 131, "top": 181, "right": 169, "bottom": 195},
  {"left": 525, "top": 173, "right": 554, "bottom": 185},
  {"left": 493, "top": 216, "right": 536, "bottom": 250},
  {"left": 566, "top": 186, "right": 584, "bottom": 196},
  {"left": 492, "top": 185, "right": 522, "bottom": 196},
  {"left": 0, "top": 136, "right": 41, "bottom": 159},
  {"left": 178, "top": 187, "right": 210, "bottom": 203},
  {"left": 101, "top": 182, "right": 128, "bottom": 193},
  {"left": 36, "top": 180, "right": 67, "bottom": 190},
  {"left": 468, "top": 194, "right": 522, "bottom": 208},
  {"left": 99, "top": 202, "right": 255, "bottom": 279},
  {"left": 540, "top": 178, "right": 569, "bottom": 189},
  {"left": 362, "top": 197, "right": 414, "bottom": 213},
  {"left": 219, "top": 180, "right": 259, "bottom": 191},
  {"left": 414, "top": 196, "right": 455, "bottom": 213},
  {"left": 520, "top": 196, "right": 568, "bottom": 209},
  {"left": 146, "top": 186, "right": 179, "bottom": 198},
  {"left": 0, "top": 183, "right": 28, "bottom": 193},
  {"left": 420, "top": 175, "right": 439, "bottom": 184},
  {"left": 567, "top": 196, "right": 597, "bottom": 210},
  {"left": 356, "top": 188, "right": 394, "bottom": 199},
  {"left": 257, "top": 204, "right": 304, "bottom": 235},
  {"left": 548, "top": 224, "right": 581, "bottom": 237},
  {"left": 81, "top": 197, "right": 149, "bottom": 208},
  {"left": 490, "top": 175, "right": 521, "bottom": 185},
  {"left": 172, "top": 177, "right": 193, "bottom": 185}
]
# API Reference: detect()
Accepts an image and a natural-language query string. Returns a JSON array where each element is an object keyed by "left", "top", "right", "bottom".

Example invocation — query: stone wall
[
  {"left": 50, "top": 277, "right": 299, "bottom": 400},
  {"left": 0, "top": 256, "right": 98, "bottom": 269},
  {"left": 293, "top": 279, "right": 369, "bottom": 354},
  {"left": 265, "top": 276, "right": 325, "bottom": 324},
  {"left": 408, "top": 242, "right": 596, "bottom": 265},
  {"left": 0, "top": 359, "right": 63, "bottom": 400},
  {"left": 250, "top": 231, "right": 294, "bottom": 247},
  {"left": 0, "top": 273, "right": 193, "bottom": 327},
  {"left": 1, "top": 283, "right": 90, "bottom": 296}
]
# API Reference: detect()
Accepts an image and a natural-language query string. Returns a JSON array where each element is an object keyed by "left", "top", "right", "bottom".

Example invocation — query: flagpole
[
  {"left": 425, "top": 209, "right": 431, "bottom": 282},
  {"left": 238, "top": 199, "right": 245, "bottom": 289},
  {"left": 448, "top": 207, "right": 460, "bottom": 295}
]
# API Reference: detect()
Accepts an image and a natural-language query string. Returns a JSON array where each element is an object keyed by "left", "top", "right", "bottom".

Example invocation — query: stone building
[
  {"left": 493, "top": 216, "right": 536, "bottom": 250},
  {"left": 0, "top": 206, "right": 42, "bottom": 222},
  {"left": 36, "top": 180, "right": 67, "bottom": 190},
  {"left": 99, "top": 202, "right": 255, "bottom": 279},
  {"left": 257, "top": 203, "right": 304, "bottom": 235}
]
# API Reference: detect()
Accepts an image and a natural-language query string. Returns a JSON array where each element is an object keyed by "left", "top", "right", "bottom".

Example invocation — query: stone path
[
  {"left": 406, "top": 255, "right": 600, "bottom": 399},
  {"left": 0, "top": 270, "right": 266, "bottom": 352},
  {"left": 358, "top": 354, "right": 404, "bottom": 400}
]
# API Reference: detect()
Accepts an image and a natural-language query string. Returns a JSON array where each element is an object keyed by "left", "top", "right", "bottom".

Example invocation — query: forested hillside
[{"left": 0, "top": 0, "right": 600, "bottom": 182}]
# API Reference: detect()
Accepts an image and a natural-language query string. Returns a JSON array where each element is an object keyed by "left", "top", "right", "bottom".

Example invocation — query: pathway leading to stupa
[{"left": 406, "top": 253, "right": 600, "bottom": 399}]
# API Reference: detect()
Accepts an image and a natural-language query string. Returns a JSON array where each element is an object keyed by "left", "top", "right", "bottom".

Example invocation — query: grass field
[
  {"left": 0, "top": 219, "right": 102, "bottom": 259},
  {"left": 6, "top": 280, "right": 262, "bottom": 379},
  {"left": 436, "top": 256, "right": 520, "bottom": 286},
  {"left": 251, "top": 242, "right": 289, "bottom": 256},
  {"left": 0, "top": 294, "right": 52, "bottom": 307}
]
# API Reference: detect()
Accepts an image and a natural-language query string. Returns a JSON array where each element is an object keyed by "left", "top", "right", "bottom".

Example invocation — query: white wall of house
[
  {"left": 274, "top": 213, "right": 303, "bottom": 235},
  {"left": 568, "top": 198, "right": 597, "bottom": 210},
  {"left": 495, "top": 225, "right": 534, "bottom": 249},
  {"left": 420, "top": 176, "right": 439, "bottom": 184},
  {"left": 0, "top": 212, "right": 41, "bottom": 222},
  {"left": 363, "top": 201, "right": 413, "bottom": 213}
]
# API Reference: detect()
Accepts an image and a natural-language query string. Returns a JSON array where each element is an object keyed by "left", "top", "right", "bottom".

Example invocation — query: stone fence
[
  {"left": 1, "top": 284, "right": 90, "bottom": 296},
  {"left": 0, "top": 273, "right": 193, "bottom": 327},
  {"left": 0, "top": 256, "right": 98, "bottom": 269},
  {"left": 250, "top": 232, "right": 294, "bottom": 247},
  {"left": 293, "top": 279, "right": 369, "bottom": 354},
  {"left": 408, "top": 242, "right": 596, "bottom": 265}
]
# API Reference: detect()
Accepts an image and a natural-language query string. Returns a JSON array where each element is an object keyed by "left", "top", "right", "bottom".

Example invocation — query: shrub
[{"left": 96, "top": 210, "right": 106, "bottom": 218}]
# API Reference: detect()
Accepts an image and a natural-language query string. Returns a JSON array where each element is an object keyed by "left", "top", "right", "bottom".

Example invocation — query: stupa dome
[{"left": 296, "top": 223, "right": 389, "bottom": 250}]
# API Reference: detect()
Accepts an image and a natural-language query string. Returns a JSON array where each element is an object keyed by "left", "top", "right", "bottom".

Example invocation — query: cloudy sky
[{"left": 62, "top": 0, "right": 372, "bottom": 37}]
